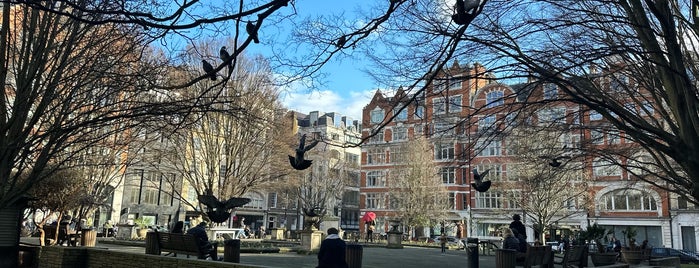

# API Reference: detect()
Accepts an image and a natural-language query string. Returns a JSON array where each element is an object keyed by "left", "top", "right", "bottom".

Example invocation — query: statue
[
  {"left": 289, "top": 134, "right": 319, "bottom": 170},
  {"left": 198, "top": 193, "right": 251, "bottom": 223},
  {"left": 302, "top": 206, "right": 325, "bottom": 230}
]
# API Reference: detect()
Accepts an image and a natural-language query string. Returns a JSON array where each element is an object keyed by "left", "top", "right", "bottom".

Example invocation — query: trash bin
[
  {"left": 144, "top": 232, "right": 160, "bottom": 255},
  {"left": 80, "top": 229, "right": 97, "bottom": 247},
  {"left": 346, "top": 244, "right": 363, "bottom": 268},
  {"left": 224, "top": 239, "right": 241, "bottom": 263},
  {"left": 18, "top": 245, "right": 39, "bottom": 268},
  {"left": 466, "top": 237, "right": 478, "bottom": 268}
]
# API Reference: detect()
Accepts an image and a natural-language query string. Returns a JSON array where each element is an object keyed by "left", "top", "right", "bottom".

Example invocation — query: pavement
[{"left": 21, "top": 237, "right": 497, "bottom": 268}]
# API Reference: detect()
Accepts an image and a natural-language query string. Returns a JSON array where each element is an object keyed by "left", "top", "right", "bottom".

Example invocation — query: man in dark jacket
[
  {"left": 186, "top": 221, "right": 218, "bottom": 260},
  {"left": 317, "top": 227, "right": 348, "bottom": 268}
]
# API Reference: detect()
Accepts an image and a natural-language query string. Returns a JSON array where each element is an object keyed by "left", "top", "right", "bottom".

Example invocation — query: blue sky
[{"left": 247, "top": 0, "right": 381, "bottom": 120}]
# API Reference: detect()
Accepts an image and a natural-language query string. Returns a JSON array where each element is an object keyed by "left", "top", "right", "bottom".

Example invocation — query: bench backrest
[
  {"left": 156, "top": 232, "right": 201, "bottom": 253},
  {"left": 523, "top": 246, "right": 550, "bottom": 266}
]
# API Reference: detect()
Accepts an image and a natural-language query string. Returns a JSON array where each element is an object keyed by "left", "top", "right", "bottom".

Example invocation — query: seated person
[
  {"left": 502, "top": 228, "right": 525, "bottom": 261},
  {"left": 511, "top": 228, "right": 528, "bottom": 253},
  {"left": 186, "top": 222, "right": 218, "bottom": 260}
]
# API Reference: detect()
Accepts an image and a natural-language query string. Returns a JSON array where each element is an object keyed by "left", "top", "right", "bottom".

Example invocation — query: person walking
[
  {"left": 367, "top": 224, "right": 375, "bottom": 243},
  {"left": 509, "top": 214, "right": 527, "bottom": 240},
  {"left": 317, "top": 227, "right": 349, "bottom": 268},
  {"left": 439, "top": 233, "right": 448, "bottom": 254}
]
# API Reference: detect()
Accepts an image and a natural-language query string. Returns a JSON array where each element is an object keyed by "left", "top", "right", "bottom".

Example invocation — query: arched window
[
  {"left": 486, "top": 91, "right": 504, "bottom": 108},
  {"left": 600, "top": 189, "right": 657, "bottom": 211}
]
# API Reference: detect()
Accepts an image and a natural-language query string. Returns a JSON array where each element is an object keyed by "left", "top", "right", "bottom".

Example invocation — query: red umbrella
[{"left": 362, "top": 212, "right": 376, "bottom": 223}]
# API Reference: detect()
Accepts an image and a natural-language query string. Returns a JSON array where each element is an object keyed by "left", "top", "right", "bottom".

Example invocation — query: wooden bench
[
  {"left": 496, "top": 246, "right": 552, "bottom": 268},
  {"left": 554, "top": 245, "right": 586, "bottom": 268},
  {"left": 152, "top": 232, "right": 215, "bottom": 259}
]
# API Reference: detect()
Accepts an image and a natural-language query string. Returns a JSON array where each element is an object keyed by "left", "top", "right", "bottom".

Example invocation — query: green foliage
[
  {"left": 579, "top": 223, "right": 611, "bottom": 253},
  {"left": 133, "top": 217, "right": 152, "bottom": 229}
]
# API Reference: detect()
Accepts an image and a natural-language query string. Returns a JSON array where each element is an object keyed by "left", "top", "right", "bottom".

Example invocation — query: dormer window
[{"left": 370, "top": 108, "right": 384, "bottom": 123}]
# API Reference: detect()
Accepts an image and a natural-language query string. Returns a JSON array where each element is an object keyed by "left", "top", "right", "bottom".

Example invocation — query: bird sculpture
[
  {"left": 452, "top": 0, "right": 480, "bottom": 25},
  {"left": 219, "top": 46, "right": 232, "bottom": 73},
  {"left": 336, "top": 35, "right": 346, "bottom": 48},
  {"left": 201, "top": 60, "right": 216, "bottom": 81},
  {"left": 302, "top": 206, "right": 325, "bottom": 217},
  {"left": 538, "top": 155, "right": 571, "bottom": 168},
  {"left": 198, "top": 194, "right": 251, "bottom": 223},
  {"left": 246, "top": 21, "right": 259, "bottom": 43},
  {"left": 471, "top": 168, "right": 491, "bottom": 192},
  {"left": 289, "top": 134, "right": 319, "bottom": 170}
]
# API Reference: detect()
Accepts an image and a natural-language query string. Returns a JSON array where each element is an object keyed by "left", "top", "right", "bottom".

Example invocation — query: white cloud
[{"left": 280, "top": 88, "right": 375, "bottom": 121}]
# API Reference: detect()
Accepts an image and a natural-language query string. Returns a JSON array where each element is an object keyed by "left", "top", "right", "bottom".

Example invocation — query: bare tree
[
  {"left": 292, "top": 140, "right": 351, "bottom": 230},
  {"left": 474, "top": 0, "right": 699, "bottom": 204},
  {"left": 155, "top": 50, "right": 294, "bottom": 218},
  {"left": 388, "top": 135, "right": 449, "bottom": 238},
  {"left": 505, "top": 127, "right": 590, "bottom": 243}
]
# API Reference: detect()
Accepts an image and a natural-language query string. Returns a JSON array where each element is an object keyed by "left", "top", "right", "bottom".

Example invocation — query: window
[
  {"left": 440, "top": 167, "right": 456, "bottom": 184},
  {"left": 543, "top": 83, "right": 558, "bottom": 100},
  {"left": 478, "top": 139, "right": 501, "bottom": 156},
  {"left": 433, "top": 97, "right": 446, "bottom": 114},
  {"left": 476, "top": 164, "right": 502, "bottom": 181},
  {"left": 389, "top": 146, "right": 405, "bottom": 163},
  {"left": 142, "top": 188, "right": 158, "bottom": 205},
  {"left": 435, "top": 143, "right": 455, "bottom": 160},
  {"left": 608, "top": 129, "right": 620, "bottom": 144},
  {"left": 486, "top": 91, "right": 504, "bottom": 108},
  {"left": 414, "top": 106, "right": 425, "bottom": 119},
  {"left": 601, "top": 189, "right": 657, "bottom": 211},
  {"left": 369, "top": 130, "right": 384, "bottom": 143},
  {"left": 129, "top": 187, "right": 140, "bottom": 204},
  {"left": 476, "top": 191, "right": 502, "bottom": 208},
  {"left": 448, "top": 192, "right": 456, "bottom": 209},
  {"left": 367, "top": 148, "right": 385, "bottom": 164},
  {"left": 394, "top": 107, "right": 408, "bottom": 121},
  {"left": 641, "top": 101, "right": 654, "bottom": 116},
  {"left": 593, "top": 157, "right": 621, "bottom": 176},
  {"left": 433, "top": 122, "right": 454, "bottom": 136},
  {"left": 433, "top": 79, "right": 447, "bottom": 92},
  {"left": 449, "top": 77, "right": 462, "bottom": 90},
  {"left": 366, "top": 171, "right": 386, "bottom": 187},
  {"left": 461, "top": 193, "right": 468, "bottom": 210},
  {"left": 589, "top": 110, "right": 603, "bottom": 121},
  {"left": 243, "top": 192, "right": 264, "bottom": 209},
  {"left": 560, "top": 133, "right": 581, "bottom": 149},
  {"left": 371, "top": 109, "right": 384, "bottom": 123},
  {"left": 479, "top": 115, "right": 496, "bottom": 133},
  {"left": 392, "top": 127, "right": 407, "bottom": 141},
  {"left": 366, "top": 193, "right": 384, "bottom": 209},
  {"left": 268, "top": 193, "right": 277, "bottom": 208},
  {"left": 537, "top": 107, "right": 566, "bottom": 125},
  {"left": 449, "top": 95, "right": 462, "bottom": 113},
  {"left": 590, "top": 129, "right": 604, "bottom": 144},
  {"left": 610, "top": 73, "right": 628, "bottom": 92},
  {"left": 345, "top": 153, "right": 360, "bottom": 165},
  {"left": 506, "top": 190, "right": 521, "bottom": 209}
]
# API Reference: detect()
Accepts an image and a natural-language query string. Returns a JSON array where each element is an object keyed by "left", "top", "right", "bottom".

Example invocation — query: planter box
[{"left": 591, "top": 252, "right": 618, "bottom": 266}]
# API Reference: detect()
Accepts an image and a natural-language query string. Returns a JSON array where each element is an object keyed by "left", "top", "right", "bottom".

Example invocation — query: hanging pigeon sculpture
[
  {"left": 198, "top": 194, "right": 251, "bottom": 223},
  {"left": 289, "top": 134, "right": 319, "bottom": 170},
  {"left": 471, "top": 168, "right": 491, "bottom": 192},
  {"left": 201, "top": 60, "right": 216, "bottom": 81}
]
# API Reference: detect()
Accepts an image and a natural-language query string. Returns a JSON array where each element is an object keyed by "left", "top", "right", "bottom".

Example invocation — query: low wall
[{"left": 39, "top": 246, "right": 266, "bottom": 268}]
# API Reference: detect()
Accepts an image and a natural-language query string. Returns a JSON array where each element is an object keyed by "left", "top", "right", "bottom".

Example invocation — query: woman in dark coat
[{"left": 317, "top": 228, "right": 348, "bottom": 268}]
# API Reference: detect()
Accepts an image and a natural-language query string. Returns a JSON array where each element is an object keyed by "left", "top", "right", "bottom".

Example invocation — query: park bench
[
  {"left": 152, "top": 232, "right": 216, "bottom": 259},
  {"left": 553, "top": 245, "right": 586, "bottom": 268},
  {"left": 496, "top": 245, "right": 552, "bottom": 268}
]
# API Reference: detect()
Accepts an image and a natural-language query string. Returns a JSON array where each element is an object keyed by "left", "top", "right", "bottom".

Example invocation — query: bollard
[
  {"left": 466, "top": 237, "right": 479, "bottom": 268},
  {"left": 144, "top": 232, "right": 160, "bottom": 255},
  {"left": 346, "top": 244, "right": 363, "bottom": 268},
  {"left": 80, "top": 229, "right": 97, "bottom": 247},
  {"left": 224, "top": 239, "right": 241, "bottom": 263}
]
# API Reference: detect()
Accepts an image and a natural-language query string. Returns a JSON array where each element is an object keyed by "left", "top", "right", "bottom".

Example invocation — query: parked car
[{"left": 650, "top": 247, "right": 699, "bottom": 264}]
